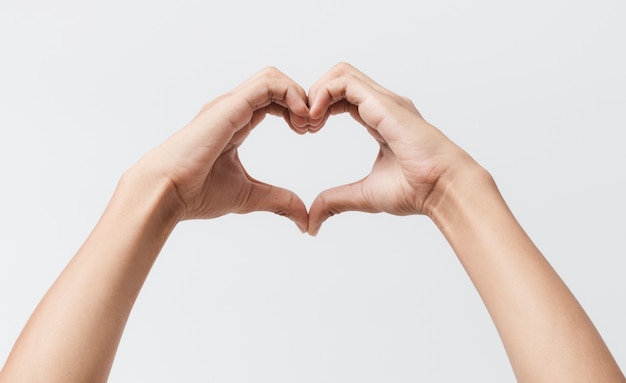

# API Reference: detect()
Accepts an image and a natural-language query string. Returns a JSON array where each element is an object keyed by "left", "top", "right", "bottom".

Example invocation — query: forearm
[
  {"left": 0, "top": 169, "right": 182, "bottom": 383},
  {"left": 428, "top": 163, "right": 625, "bottom": 382}
]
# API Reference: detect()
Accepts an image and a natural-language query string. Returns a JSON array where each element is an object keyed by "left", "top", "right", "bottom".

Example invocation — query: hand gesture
[
  {"left": 307, "top": 63, "right": 474, "bottom": 235},
  {"left": 133, "top": 67, "right": 314, "bottom": 231}
]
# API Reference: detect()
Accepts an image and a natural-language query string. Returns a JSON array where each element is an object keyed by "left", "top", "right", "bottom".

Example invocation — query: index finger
[
  {"left": 308, "top": 62, "right": 403, "bottom": 119},
  {"left": 232, "top": 66, "right": 310, "bottom": 127}
]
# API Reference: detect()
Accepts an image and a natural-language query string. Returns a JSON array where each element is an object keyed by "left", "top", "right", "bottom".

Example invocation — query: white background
[{"left": 1, "top": 0, "right": 625, "bottom": 381}]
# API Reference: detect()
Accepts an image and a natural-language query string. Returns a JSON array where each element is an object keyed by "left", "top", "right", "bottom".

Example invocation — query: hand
[
  {"left": 131, "top": 67, "right": 314, "bottom": 232},
  {"left": 306, "top": 63, "right": 477, "bottom": 235}
]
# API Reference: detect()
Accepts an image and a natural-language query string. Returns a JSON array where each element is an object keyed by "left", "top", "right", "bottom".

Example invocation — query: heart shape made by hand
[
  {"left": 169, "top": 64, "right": 449, "bottom": 235},
  {"left": 239, "top": 113, "right": 380, "bottom": 212}
]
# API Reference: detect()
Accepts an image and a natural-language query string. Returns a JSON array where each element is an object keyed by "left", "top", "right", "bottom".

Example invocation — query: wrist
[
  {"left": 114, "top": 165, "right": 186, "bottom": 234},
  {"left": 424, "top": 157, "right": 500, "bottom": 231}
]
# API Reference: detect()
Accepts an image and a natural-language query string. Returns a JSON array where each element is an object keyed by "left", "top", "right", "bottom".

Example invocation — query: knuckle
[
  {"left": 333, "top": 61, "right": 354, "bottom": 74},
  {"left": 260, "top": 66, "right": 282, "bottom": 79},
  {"left": 401, "top": 96, "right": 417, "bottom": 109}
]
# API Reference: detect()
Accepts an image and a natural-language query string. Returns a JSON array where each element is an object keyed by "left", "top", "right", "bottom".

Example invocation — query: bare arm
[
  {"left": 430, "top": 163, "right": 624, "bottom": 382},
  {"left": 307, "top": 62, "right": 626, "bottom": 382},
  {"left": 0, "top": 67, "right": 311, "bottom": 383},
  {"left": 0, "top": 172, "right": 181, "bottom": 382}
]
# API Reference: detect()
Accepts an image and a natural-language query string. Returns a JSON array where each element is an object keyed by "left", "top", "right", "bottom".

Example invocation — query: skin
[
  {"left": 0, "top": 67, "right": 313, "bottom": 383},
  {"left": 0, "top": 63, "right": 624, "bottom": 382},
  {"left": 307, "top": 63, "right": 626, "bottom": 382}
]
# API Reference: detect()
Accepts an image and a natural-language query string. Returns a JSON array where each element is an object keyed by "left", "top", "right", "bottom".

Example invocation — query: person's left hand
[
  {"left": 131, "top": 67, "right": 314, "bottom": 232},
  {"left": 305, "top": 63, "right": 471, "bottom": 235}
]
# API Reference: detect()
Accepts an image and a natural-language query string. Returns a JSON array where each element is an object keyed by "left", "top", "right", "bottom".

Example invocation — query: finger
[
  {"left": 308, "top": 181, "right": 379, "bottom": 236},
  {"left": 250, "top": 103, "right": 309, "bottom": 135},
  {"left": 197, "top": 67, "right": 309, "bottom": 143},
  {"left": 182, "top": 68, "right": 309, "bottom": 164},
  {"left": 240, "top": 102, "right": 313, "bottom": 138},
  {"left": 241, "top": 179, "right": 309, "bottom": 233},
  {"left": 308, "top": 73, "right": 391, "bottom": 137},
  {"left": 304, "top": 109, "right": 330, "bottom": 133},
  {"left": 309, "top": 62, "right": 411, "bottom": 110},
  {"left": 308, "top": 63, "right": 421, "bottom": 138},
  {"left": 308, "top": 62, "right": 388, "bottom": 119},
  {"left": 322, "top": 100, "right": 385, "bottom": 143},
  {"left": 309, "top": 76, "right": 428, "bottom": 152},
  {"left": 227, "top": 104, "right": 288, "bottom": 148},
  {"left": 237, "top": 66, "right": 309, "bottom": 119}
]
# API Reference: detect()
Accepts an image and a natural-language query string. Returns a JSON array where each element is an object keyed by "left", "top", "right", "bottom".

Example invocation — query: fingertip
[
  {"left": 289, "top": 113, "right": 309, "bottom": 129},
  {"left": 294, "top": 101, "right": 310, "bottom": 119},
  {"left": 307, "top": 125, "right": 322, "bottom": 133},
  {"left": 306, "top": 111, "right": 328, "bottom": 133},
  {"left": 306, "top": 209, "right": 324, "bottom": 236},
  {"left": 296, "top": 222, "right": 308, "bottom": 234},
  {"left": 308, "top": 103, "right": 324, "bottom": 121},
  {"left": 308, "top": 224, "right": 321, "bottom": 237},
  {"left": 308, "top": 92, "right": 330, "bottom": 122},
  {"left": 289, "top": 210, "right": 309, "bottom": 234},
  {"left": 284, "top": 113, "right": 310, "bottom": 135},
  {"left": 279, "top": 210, "right": 309, "bottom": 234},
  {"left": 307, "top": 197, "right": 330, "bottom": 237},
  {"left": 284, "top": 195, "right": 310, "bottom": 233},
  {"left": 292, "top": 127, "right": 309, "bottom": 135},
  {"left": 284, "top": 89, "right": 310, "bottom": 123}
]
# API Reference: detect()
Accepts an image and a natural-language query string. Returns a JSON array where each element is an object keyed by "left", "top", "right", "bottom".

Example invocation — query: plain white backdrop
[{"left": 1, "top": 0, "right": 625, "bottom": 381}]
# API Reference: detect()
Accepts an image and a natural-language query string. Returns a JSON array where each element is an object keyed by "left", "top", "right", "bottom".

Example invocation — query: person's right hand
[
  {"left": 306, "top": 63, "right": 483, "bottom": 235},
  {"left": 127, "top": 67, "right": 314, "bottom": 231}
]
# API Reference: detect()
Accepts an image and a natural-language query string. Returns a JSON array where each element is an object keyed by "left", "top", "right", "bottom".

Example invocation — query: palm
[
  {"left": 170, "top": 127, "right": 308, "bottom": 230},
  {"left": 182, "top": 147, "right": 254, "bottom": 219},
  {"left": 357, "top": 147, "right": 419, "bottom": 216}
]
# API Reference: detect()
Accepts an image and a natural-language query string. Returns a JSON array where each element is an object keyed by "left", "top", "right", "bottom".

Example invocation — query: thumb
[
  {"left": 244, "top": 180, "right": 309, "bottom": 233},
  {"left": 308, "top": 181, "right": 377, "bottom": 236}
]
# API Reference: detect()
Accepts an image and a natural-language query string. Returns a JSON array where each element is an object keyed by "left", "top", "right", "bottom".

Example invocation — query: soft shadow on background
[{"left": 1, "top": 1, "right": 625, "bottom": 381}]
